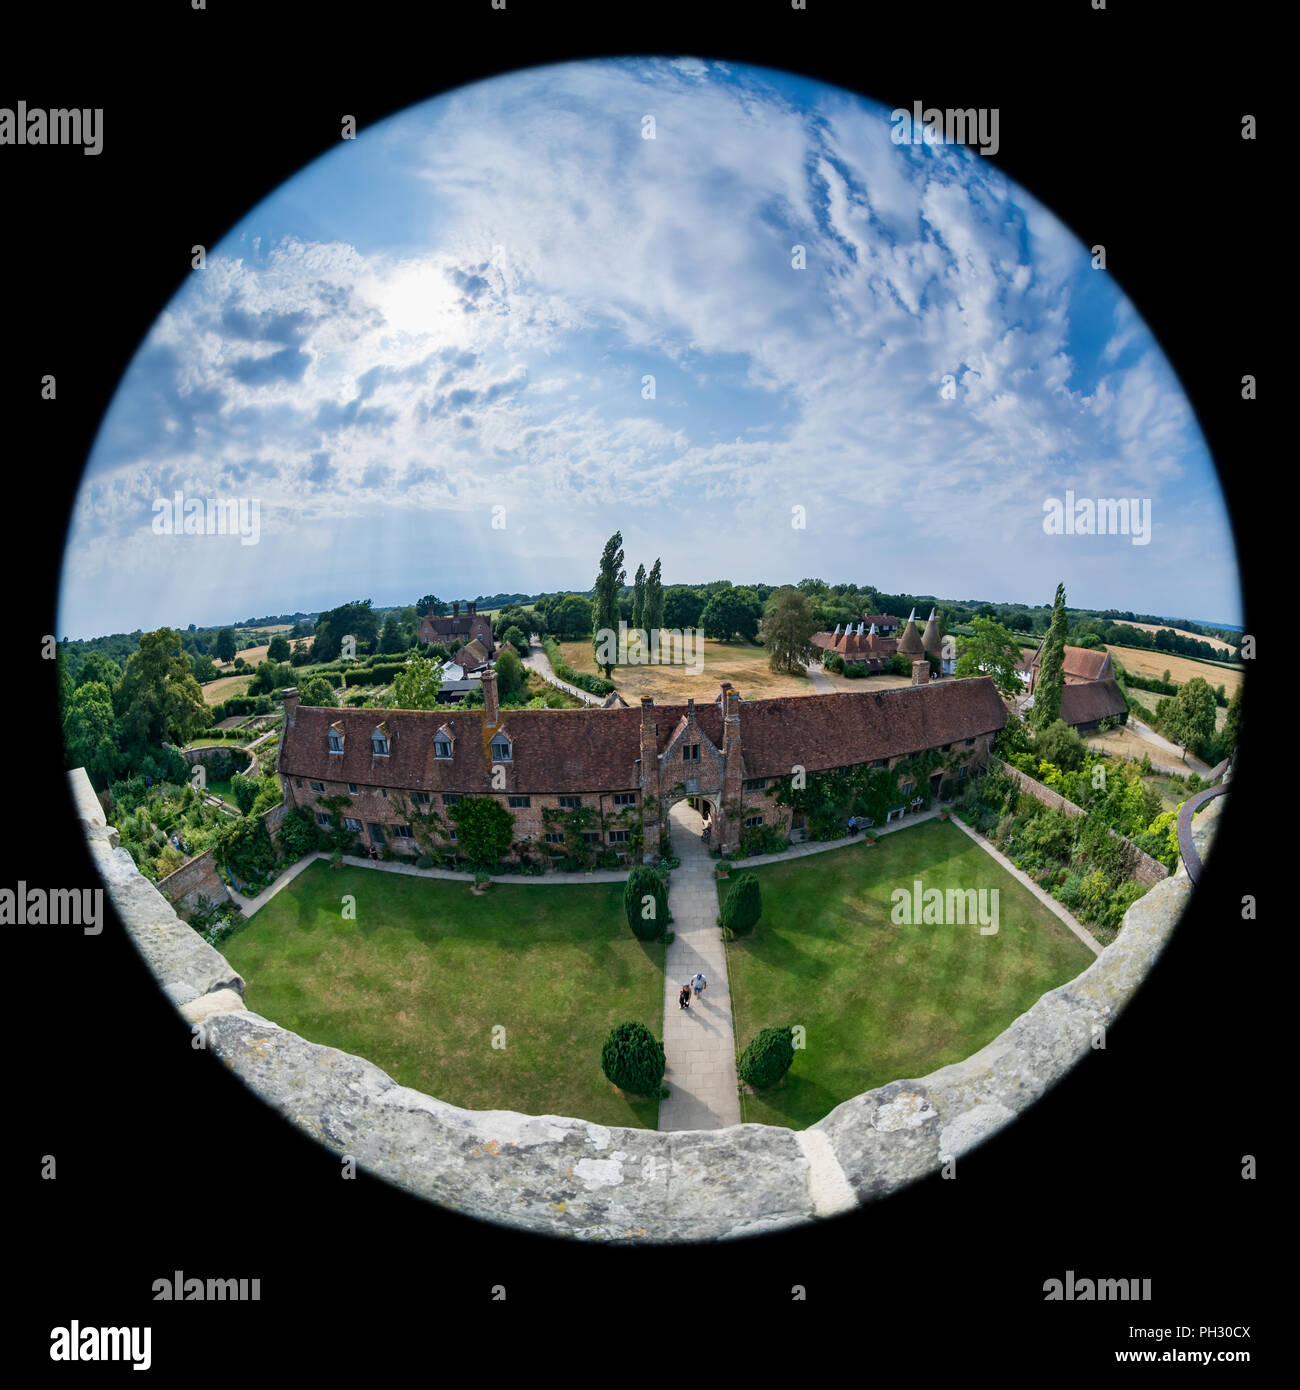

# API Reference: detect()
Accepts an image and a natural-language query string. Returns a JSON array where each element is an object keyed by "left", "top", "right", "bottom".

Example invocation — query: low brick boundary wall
[
  {"left": 990, "top": 757, "right": 1169, "bottom": 886},
  {"left": 157, "top": 801, "right": 291, "bottom": 910},
  {"left": 72, "top": 765, "right": 1224, "bottom": 1242}
]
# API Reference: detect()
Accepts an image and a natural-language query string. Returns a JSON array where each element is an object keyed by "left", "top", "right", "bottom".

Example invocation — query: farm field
[
  {"left": 202, "top": 673, "right": 252, "bottom": 705},
  {"left": 821, "top": 669, "right": 913, "bottom": 694},
  {"left": 1122, "top": 685, "right": 1227, "bottom": 732},
  {"left": 1106, "top": 645, "right": 1242, "bottom": 695},
  {"left": 557, "top": 637, "right": 816, "bottom": 701}
]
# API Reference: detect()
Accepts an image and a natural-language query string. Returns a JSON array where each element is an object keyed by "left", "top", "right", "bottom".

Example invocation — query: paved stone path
[
  {"left": 803, "top": 662, "right": 835, "bottom": 693},
  {"left": 1125, "top": 716, "right": 1213, "bottom": 777},
  {"left": 522, "top": 634, "right": 604, "bottom": 705},
  {"left": 658, "top": 801, "right": 741, "bottom": 1130},
  {"left": 948, "top": 815, "right": 1102, "bottom": 955},
  {"left": 231, "top": 850, "right": 631, "bottom": 916}
]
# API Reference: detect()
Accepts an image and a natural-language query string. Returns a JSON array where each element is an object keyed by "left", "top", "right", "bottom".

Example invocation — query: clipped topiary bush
[
  {"left": 624, "top": 864, "right": 668, "bottom": 939},
  {"left": 600, "top": 1021, "right": 666, "bottom": 1096},
  {"left": 721, "top": 871, "right": 762, "bottom": 933},
  {"left": 738, "top": 1024, "right": 795, "bottom": 1089}
]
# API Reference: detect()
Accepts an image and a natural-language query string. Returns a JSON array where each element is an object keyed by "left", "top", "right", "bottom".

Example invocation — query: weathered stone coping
[{"left": 71, "top": 766, "right": 1226, "bottom": 1243}]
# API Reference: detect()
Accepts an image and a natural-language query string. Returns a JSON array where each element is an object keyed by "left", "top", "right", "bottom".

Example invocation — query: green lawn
[
  {"left": 223, "top": 861, "right": 664, "bottom": 1127},
  {"left": 719, "top": 819, "right": 1095, "bottom": 1129}
]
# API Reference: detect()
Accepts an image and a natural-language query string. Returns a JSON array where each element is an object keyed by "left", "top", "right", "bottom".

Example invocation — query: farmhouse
[
  {"left": 277, "top": 668, "right": 1007, "bottom": 860},
  {"left": 417, "top": 600, "right": 494, "bottom": 668},
  {"left": 1027, "top": 641, "right": 1115, "bottom": 692},
  {"left": 814, "top": 607, "right": 954, "bottom": 676}
]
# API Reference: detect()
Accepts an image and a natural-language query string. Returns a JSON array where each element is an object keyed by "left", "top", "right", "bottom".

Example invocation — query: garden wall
[
  {"left": 156, "top": 801, "right": 291, "bottom": 910},
  {"left": 989, "top": 756, "right": 1169, "bottom": 887},
  {"left": 72, "top": 764, "right": 1225, "bottom": 1243}
]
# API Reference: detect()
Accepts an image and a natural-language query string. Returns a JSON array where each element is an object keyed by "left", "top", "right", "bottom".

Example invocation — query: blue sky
[{"left": 59, "top": 57, "right": 1241, "bottom": 637}]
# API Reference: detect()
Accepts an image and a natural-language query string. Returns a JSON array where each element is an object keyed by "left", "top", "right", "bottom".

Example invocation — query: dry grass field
[
  {"left": 821, "top": 668, "right": 914, "bottom": 694},
  {"left": 1105, "top": 644, "right": 1243, "bottom": 695},
  {"left": 556, "top": 638, "right": 817, "bottom": 700},
  {"left": 203, "top": 673, "right": 253, "bottom": 705}
]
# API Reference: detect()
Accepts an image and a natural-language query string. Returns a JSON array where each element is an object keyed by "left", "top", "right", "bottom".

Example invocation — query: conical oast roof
[
  {"left": 921, "top": 607, "right": 942, "bottom": 655},
  {"left": 897, "top": 607, "right": 925, "bottom": 656}
]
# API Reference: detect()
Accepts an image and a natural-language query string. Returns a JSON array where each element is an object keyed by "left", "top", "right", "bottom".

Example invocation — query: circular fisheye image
[{"left": 60, "top": 58, "right": 1241, "bottom": 1241}]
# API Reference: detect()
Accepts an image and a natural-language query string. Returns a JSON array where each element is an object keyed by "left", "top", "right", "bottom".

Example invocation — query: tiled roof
[
  {"left": 1031, "top": 642, "right": 1112, "bottom": 682},
  {"left": 1059, "top": 678, "right": 1126, "bottom": 726},
  {"left": 282, "top": 679, "right": 1006, "bottom": 793}
]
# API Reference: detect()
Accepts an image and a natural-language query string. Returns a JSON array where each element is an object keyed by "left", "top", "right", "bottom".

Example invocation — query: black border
[{"left": 5, "top": 0, "right": 1270, "bottom": 1364}]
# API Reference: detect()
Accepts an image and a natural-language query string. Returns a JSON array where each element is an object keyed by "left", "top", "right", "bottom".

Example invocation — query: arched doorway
[{"left": 671, "top": 795, "right": 720, "bottom": 850}]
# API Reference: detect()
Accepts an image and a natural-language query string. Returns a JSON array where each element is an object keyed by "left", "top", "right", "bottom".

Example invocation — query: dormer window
[
  {"left": 328, "top": 723, "right": 344, "bottom": 754},
  {"left": 490, "top": 734, "right": 512, "bottom": 762},
  {"left": 434, "top": 738, "right": 452, "bottom": 759},
  {"left": 371, "top": 724, "right": 390, "bottom": 757}
]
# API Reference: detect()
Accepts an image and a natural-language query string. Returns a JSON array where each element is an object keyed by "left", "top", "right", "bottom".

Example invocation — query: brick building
[
  {"left": 277, "top": 669, "right": 1007, "bottom": 861},
  {"left": 417, "top": 601, "right": 494, "bottom": 668},
  {"left": 814, "top": 607, "right": 954, "bottom": 676}
]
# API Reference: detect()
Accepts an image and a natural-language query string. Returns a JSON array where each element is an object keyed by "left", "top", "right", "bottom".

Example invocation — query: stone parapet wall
[
  {"left": 72, "top": 765, "right": 1224, "bottom": 1242},
  {"left": 990, "top": 756, "right": 1169, "bottom": 886}
]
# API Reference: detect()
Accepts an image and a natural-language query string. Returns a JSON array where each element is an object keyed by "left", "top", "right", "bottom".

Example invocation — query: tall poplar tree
[
  {"left": 1032, "top": 582, "right": 1068, "bottom": 730},
  {"left": 631, "top": 563, "right": 647, "bottom": 632},
  {"left": 643, "top": 558, "right": 664, "bottom": 635},
  {"left": 592, "top": 531, "right": 625, "bottom": 677}
]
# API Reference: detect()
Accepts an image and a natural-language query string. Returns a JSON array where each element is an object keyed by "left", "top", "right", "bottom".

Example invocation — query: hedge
[
  {"left": 600, "top": 1021, "right": 666, "bottom": 1096},
  {"left": 738, "top": 1025, "right": 795, "bottom": 1089}
]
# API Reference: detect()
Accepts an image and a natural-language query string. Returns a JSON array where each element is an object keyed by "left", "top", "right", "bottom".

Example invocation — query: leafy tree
[
  {"left": 502, "top": 624, "right": 527, "bottom": 654},
  {"left": 378, "top": 614, "right": 407, "bottom": 654},
  {"left": 643, "top": 558, "right": 664, "bottom": 635},
  {"left": 77, "top": 650, "right": 122, "bottom": 692},
  {"left": 663, "top": 585, "right": 705, "bottom": 629},
  {"left": 216, "top": 814, "right": 277, "bottom": 883},
  {"left": 547, "top": 594, "right": 593, "bottom": 640},
  {"left": 1162, "top": 676, "right": 1217, "bottom": 761},
  {"left": 115, "top": 628, "right": 209, "bottom": 751},
  {"left": 248, "top": 660, "right": 295, "bottom": 696},
  {"left": 995, "top": 708, "right": 1034, "bottom": 759},
  {"left": 215, "top": 628, "right": 238, "bottom": 663},
  {"left": 624, "top": 865, "right": 668, "bottom": 940},
  {"left": 738, "top": 1025, "right": 795, "bottom": 1089},
  {"left": 1030, "top": 583, "right": 1068, "bottom": 730},
  {"left": 600, "top": 1020, "right": 666, "bottom": 1096},
  {"left": 592, "top": 532, "right": 626, "bottom": 677},
  {"left": 1222, "top": 682, "right": 1244, "bottom": 753},
  {"left": 289, "top": 640, "right": 313, "bottom": 667},
  {"left": 277, "top": 805, "right": 321, "bottom": 860},
  {"left": 495, "top": 648, "right": 525, "bottom": 701},
  {"left": 631, "top": 563, "right": 647, "bottom": 632},
  {"left": 1034, "top": 719, "right": 1086, "bottom": 773},
  {"left": 267, "top": 635, "right": 291, "bottom": 663},
  {"left": 954, "top": 616, "right": 1025, "bottom": 695},
  {"left": 721, "top": 871, "right": 762, "bottom": 933},
  {"left": 62, "top": 680, "right": 120, "bottom": 787},
  {"left": 312, "top": 600, "right": 379, "bottom": 662},
  {"left": 391, "top": 651, "right": 444, "bottom": 710},
  {"left": 449, "top": 796, "right": 514, "bottom": 866},
  {"left": 189, "top": 651, "right": 219, "bottom": 684},
  {"left": 297, "top": 675, "right": 337, "bottom": 708},
  {"left": 762, "top": 587, "right": 820, "bottom": 674},
  {"left": 416, "top": 594, "right": 445, "bottom": 615},
  {"left": 230, "top": 771, "right": 262, "bottom": 815},
  {"left": 701, "top": 588, "right": 760, "bottom": 642}
]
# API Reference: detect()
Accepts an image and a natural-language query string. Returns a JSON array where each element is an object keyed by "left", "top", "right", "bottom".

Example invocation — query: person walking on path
[
  {"left": 692, "top": 972, "right": 707, "bottom": 1002},
  {"left": 678, "top": 983, "right": 692, "bottom": 1011}
]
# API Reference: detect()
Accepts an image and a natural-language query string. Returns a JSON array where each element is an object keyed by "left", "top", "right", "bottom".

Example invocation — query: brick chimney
[
  {"left": 281, "top": 686, "right": 300, "bottom": 727},
  {"left": 452, "top": 600, "right": 460, "bottom": 617},
  {"left": 468, "top": 600, "right": 476, "bottom": 616},
  {"left": 911, "top": 658, "right": 930, "bottom": 686},
  {"left": 482, "top": 668, "right": 499, "bottom": 727}
]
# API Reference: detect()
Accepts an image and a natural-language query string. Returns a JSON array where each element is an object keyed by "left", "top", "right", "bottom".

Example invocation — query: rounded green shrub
[
  {"left": 721, "top": 871, "right": 762, "bottom": 933},
  {"left": 601, "top": 1021, "right": 666, "bottom": 1096},
  {"left": 624, "top": 864, "right": 668, "bottom": 939},
  {"left": 738, "top": 1025, "right": 795, "bottom": 1089}
]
